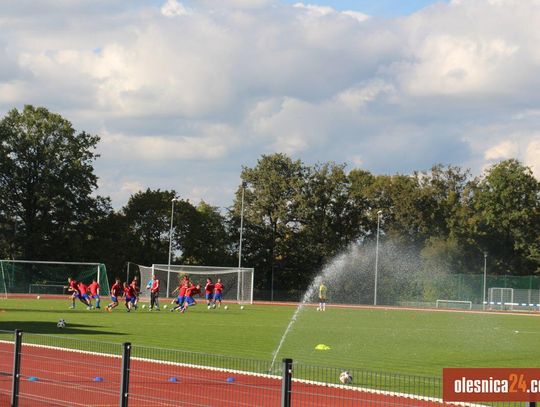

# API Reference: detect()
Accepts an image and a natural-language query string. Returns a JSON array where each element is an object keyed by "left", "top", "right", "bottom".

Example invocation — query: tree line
[{"left": 1, "top": 106, "right": 539, "bottom": 296}]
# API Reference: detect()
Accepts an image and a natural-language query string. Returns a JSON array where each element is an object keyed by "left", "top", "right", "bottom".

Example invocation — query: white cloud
[
  {"left": 525, "top": 138, "right": 540, "bottom": 178},
  {"left": 484, "top": 140, "right": 519, "bottom": 161},
  {"left": 1, "top": 0, "right": 540, "bottom": 208},
  {"left": 161, "top": 0, "right": 191, "bottom": 17}
]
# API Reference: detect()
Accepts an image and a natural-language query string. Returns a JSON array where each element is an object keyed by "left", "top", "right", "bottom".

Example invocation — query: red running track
[{"left": 0, "top": 342, "right": 458, "bottom": 407}]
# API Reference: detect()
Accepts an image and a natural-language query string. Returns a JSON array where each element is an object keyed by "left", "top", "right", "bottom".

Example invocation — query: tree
[
  {"left": 122, "top": 189, "right": 177, "bottom": 267},
  {"left": 175, "top": 201, "right": 233, "bottom": 266},
  {"left": 234, "top": 154, "right": 305, "bottom": 294},
  {"left": 469, "top": 159, "right": 540, "bottom": 275},
  {"left": 0, "top": 105, "right": 101, "bottom": 260}
]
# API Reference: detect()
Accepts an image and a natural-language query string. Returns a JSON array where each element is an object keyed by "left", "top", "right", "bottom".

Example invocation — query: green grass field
[{"left": 1, "top": 298, "right": 539, "bottom": 377}]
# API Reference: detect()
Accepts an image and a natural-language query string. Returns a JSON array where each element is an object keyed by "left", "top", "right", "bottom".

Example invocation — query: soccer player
[
  {"left": 106, "top": 278, "right": 123, "bottom": 312},
  {"left": 148, "top": 274, "right": 160, "bottom": 311},
  {"left": 318, "top": 282, "right": 327, "bottom": 311},
  {"left": 77, "top": 281, "right": 93, "bottom": 310},
  {"left": 89, "top": 278, "right": 101, "bottom": 309},
  {"left": 171, "top": 279, "right": 189, "bottom": 312},
  {"left": 213, "top": 278, "right": 223, "bottom": 308},
  {"left": 130, "top": 276, "right": 140, "bottom": 309},
  {"left": 123, "top": 282, "right": 137, "bottom": 312},
  {"left": 204, "top": 278, "right": 214, "bottom": 307},
  {"left": 67, "top": 277, "right": 79, "bottom": 309},
  {"left": 180, "top": 283, "right": 201, "bottom": 313}
]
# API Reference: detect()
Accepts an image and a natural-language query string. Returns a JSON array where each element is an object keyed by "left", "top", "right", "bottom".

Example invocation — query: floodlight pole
[
  {"left": 238, "top": 182, "right": 247, "bottom": 269},
  {"left": 483, "top": 252, "right": 487, "bottom": 310},
  {"left": 238, "top": 182, "right": 247, "bottom": 303},
  {"left": 374, "top": 210, "right": 383, "bottom": 306},
  {"left": 167, "top": 197, "right": 179, "bottom": 298}
]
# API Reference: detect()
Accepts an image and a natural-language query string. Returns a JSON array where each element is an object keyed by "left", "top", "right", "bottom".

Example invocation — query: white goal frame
[
  {"left": 0, "top": 259, "right": 104, "bottom": 299},
  {"left": 488, "top": 287, "right": 514, "bottom": 310},
  {"left": 436, "top": 299, "right": 472, "bottom": 310},
  {"left": 148, "top": 264, "right": 254, "bottom": 304}
]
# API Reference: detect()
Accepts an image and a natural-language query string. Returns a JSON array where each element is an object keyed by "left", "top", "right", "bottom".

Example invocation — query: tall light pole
[
  {"left": 167, "top": 197, "right": 180, "bottom": 298},
  {"left": 483, "top": 252, "right": 488, "bottom": 310},
  {"left": 238, "top": 182, "right": 247, "bottom": 269},
  {"left": 374, "top": 210, "right": 383, "bottom": 306},
  {"left": 238, "top": 182, "right": 247, "bottom": 302}
]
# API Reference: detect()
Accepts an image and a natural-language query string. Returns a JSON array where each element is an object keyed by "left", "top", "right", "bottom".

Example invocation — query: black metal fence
[{"left": 0, "top": 329, "right": 536, "bottom": 407}]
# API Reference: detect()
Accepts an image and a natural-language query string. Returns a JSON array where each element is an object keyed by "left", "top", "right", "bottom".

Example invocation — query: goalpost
[
  {"left": 435, "top": 299, "right": 473, "bottom": 310},
  {"left": 488, "top": 287, "right": 514, "bottom": 310},
  {"left": 0, "top": 260, "right": 110, "bottom": 299},
  {"left": 127, "top": 263, "right": 254, "bottom": 304}
]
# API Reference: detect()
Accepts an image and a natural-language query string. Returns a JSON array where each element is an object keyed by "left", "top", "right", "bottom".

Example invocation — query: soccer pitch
[{"left": 1, "top": 298, "right": 539, "bottom": 377}]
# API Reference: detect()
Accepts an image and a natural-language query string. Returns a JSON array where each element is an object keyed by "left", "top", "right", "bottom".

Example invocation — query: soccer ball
[
  {"left": 142, "top": 304, "right": 146, "bottom": 309},
  {"left": 339, "top": 371, "right": 352, "bottom": 385},
  {"left": 57, "top": 319, "right": 66, "bottom": 329},
  {"left": 316, "top": 307, "right": 320, "bottom": 311},
  {"left": 240, "top": 305, "right": 244, "bottom": 310},
  {"left": 224, "top": 305, "right": 228, "bottom": 310},
  {"left": 163, "top": 305, "right": 167, "bottom": 309},
  {"left": 36, "top": 295, "right": 41, "bottom": 300}
]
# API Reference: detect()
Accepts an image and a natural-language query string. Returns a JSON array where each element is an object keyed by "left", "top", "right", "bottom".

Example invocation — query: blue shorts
[
  {"left": 214, "top": 293, "right": 222, "bottom": 301},
  {"left": 91, "top": 294, "right": 100, "bottom": 300},
  {"left": 185, "top": 296, "right": 195, "bottom": 306},
  {"left": 177, "top": 295, "right": 185, "bottom": 304},
  {"left": 125, "top": 296, "right": 135, "bottom": 304},
  {"left": 205, "top": 293, "right": 213, "bottom": 300},
  {"left": 80, "top": 294, "right": 90, "bottom": 301},
  {"left": 71, "top": 291, "right": 80, "bottom": 298},
  {"left": 111, "top": 296, "right": 118, "bottom": 303}
]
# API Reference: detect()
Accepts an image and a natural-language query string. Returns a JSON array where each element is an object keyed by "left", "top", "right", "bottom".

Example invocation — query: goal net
[
  {"left": 488, "top": 287, "right": 514, "bottom": 310},
  {"left": 435, "top": 299, "right": 472, "bottom": 310},
  {"left": 488, "top": 287, "right": 539, "bottom": 310},
  {"left": 0, "top": 260, "right": 110, "bottom": 299},
  {"left": 126, "top": 263, "right": 254, "bottom": 304}
]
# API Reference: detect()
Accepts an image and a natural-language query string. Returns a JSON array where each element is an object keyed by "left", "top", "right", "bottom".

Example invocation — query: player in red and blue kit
[
  {"left": 67, "top": 277, "right": 79, "bottom": 309},
  {"left": 123, "top": 282, "right": 136, "bottom": 312},
  {"left": 171, "top": 279, "right": 189, "bottom": 312},
  {"left": 205, "top": 278, "right": 214, "bottom": 307},
  {"left": 180, "top": 283, "right": 201, "bottom": 313},
  {"left": 213, "top": 279, "right": 224, "bottom": 308},
  {"left": 130, "top": 277, "right": 140, "bottom": 309},
  {"left": 106, "top": 278, "right": 123, "bottom": 312},
  {"left": 89, "top": 279, "right": 101, "bottom": 309},
  {"left": 77, "top": 281, "right": 93, "bottom": 310}
]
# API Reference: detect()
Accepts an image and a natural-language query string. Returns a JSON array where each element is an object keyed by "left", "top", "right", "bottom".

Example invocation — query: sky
[{"left": 1, "top": 0, "right": 539, "bottom": 209}]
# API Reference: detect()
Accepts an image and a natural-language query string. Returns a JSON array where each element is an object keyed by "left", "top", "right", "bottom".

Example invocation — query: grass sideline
[{"left": 1, "top": 298, "right": 539, "bottom": 377}]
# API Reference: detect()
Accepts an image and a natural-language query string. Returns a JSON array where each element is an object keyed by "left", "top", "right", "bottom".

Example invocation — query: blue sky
[
  {"left": 0, "top": 0, "right": 539, "bottom": 208},
  {"left": 280, "top": 0, "right": 446, "bottom": 16}
]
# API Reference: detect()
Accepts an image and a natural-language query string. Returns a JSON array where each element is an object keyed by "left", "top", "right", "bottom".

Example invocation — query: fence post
[
  {"left": 11, "top": 329, "right": 22, "bottom": 407},
  {"left": 119, "top": 342, "right": 131, "bottom": 407},
  {"left": 281, "top": 358, "right": 293, "bottom": 407}
]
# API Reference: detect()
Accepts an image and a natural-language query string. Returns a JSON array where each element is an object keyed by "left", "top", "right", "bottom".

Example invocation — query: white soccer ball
[
  {"left": 36, "top": 295, "right": 41, "bottom": 300},
  {"left": 240, "top": 305, "right": 244, "bottom": 310},
  {"left": 57, "top": 319, "right": 66, "bottom": 329},
  {"left": 316, "top": 307, "right": 320, "bottom": 311},
  {"left": 224, "top": 305, "right": 228, "bottom": 310},
  {"left": 142, "top": 304, "right": 146, "bottom": 309},
  {"left": 339, "top": 371, "right": 352, "bottom": 385},
  {"left": 163, "top": 305, "right": 167, "bottom": 309}
]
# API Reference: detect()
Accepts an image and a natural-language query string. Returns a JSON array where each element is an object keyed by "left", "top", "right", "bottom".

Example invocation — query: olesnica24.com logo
[{"left": 443, "top": 368, "right": 540, "bottom": 402}]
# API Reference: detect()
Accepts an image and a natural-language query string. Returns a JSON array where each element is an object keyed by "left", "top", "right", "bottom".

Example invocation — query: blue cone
[
  {"left": 93, "top": 376, "right": 104, "bottom": 382},
  {"left": 226, "top": 377, "right": 235, "bottom": 383},
  {"left": 27, "top": 376, "right": 39, "bottom": 382},
  {"left": 168, "top": 377, "right": 178, "bottom": 383}
]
